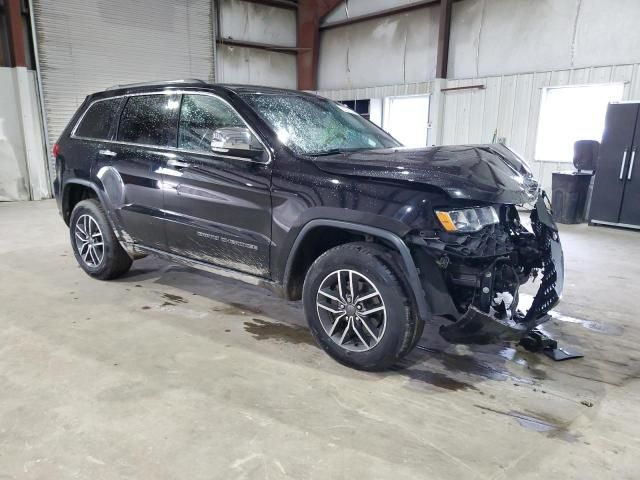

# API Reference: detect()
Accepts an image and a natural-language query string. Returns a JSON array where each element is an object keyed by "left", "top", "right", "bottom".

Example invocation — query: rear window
[
  {"left": 117, "top": 94, "right": 180, "bottom": 147},
  {"left": 74, "top": 98, "right": 120, "bottom": 140}
]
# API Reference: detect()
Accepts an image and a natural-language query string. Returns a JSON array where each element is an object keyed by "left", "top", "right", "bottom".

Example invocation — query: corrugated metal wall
[
  {"left": 32, "top": 0, "right": 215, "bottom": 175},
  {"left": 316, "top": 81, "right": 433, "bottom": 101},
  {"left": 316, "top": 62, "right": 640, "bottom": 191},
  {"left": 440, "top": 63, "right": 640, "bottom": 190}
]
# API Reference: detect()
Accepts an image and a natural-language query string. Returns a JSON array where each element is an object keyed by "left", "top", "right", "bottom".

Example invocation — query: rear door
[
  {"left": 71, "top": 97, "right": 123, "bottom": 185},
  {"left": 162, "top": 93, "right": 272, "bottom": 277},
  {"left": 103, "top": 93, "right": 181, "bottom": 249}
]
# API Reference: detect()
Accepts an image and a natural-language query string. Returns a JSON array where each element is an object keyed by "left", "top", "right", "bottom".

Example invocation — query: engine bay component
[{"left": 436, "top": 193, "right": 565, "bottom": 345}]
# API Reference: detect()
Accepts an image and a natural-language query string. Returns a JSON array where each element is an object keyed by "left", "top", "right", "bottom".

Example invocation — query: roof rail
[{"left": 106, "top": 79, "right": 208, "bottom": 91}]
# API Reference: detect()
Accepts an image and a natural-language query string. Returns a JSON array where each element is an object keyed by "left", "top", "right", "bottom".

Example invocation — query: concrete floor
[{"left": 0, "top": 199, "right": 639, "bottom": 479}]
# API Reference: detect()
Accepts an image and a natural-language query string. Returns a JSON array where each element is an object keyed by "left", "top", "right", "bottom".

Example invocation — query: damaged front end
[{"left": 411, "top": 192, "right": 564, "bottom": 345}]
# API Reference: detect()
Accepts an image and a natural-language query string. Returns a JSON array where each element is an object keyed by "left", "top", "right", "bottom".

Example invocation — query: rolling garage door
[{"left": 31, "top": 0, "right": 215, "bottom": 176}]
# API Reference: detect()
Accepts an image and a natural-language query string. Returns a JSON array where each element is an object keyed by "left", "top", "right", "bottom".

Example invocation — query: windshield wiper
[{"left": 307, "top": 147, "right": 371, "bottom": 156}]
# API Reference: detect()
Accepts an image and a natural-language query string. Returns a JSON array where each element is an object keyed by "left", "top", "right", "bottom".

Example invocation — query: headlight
[{"left": 435, "top": 206, "right": 500, "bottom": 233}]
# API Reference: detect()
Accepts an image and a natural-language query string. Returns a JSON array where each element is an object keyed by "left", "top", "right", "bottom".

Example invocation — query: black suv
[{"left": 53, "top": 80, "right": 564, "bottom": 371}]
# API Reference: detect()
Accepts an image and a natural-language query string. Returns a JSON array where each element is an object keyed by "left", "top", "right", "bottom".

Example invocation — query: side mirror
[{"left": 211, "top": 127, "right": 264, "bottom": 158}]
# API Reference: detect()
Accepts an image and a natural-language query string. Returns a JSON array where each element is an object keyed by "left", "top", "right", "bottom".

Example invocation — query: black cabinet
[{"left": 590, "top": 103, "right": 640, "bottom": 229}]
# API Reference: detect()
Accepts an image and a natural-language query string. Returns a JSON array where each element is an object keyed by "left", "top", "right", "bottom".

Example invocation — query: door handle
[
  {"left": 619, "top": 149, "right": 628, "bottom": 180},
  {"left": 628, "top": 149, "right": 636, "bottom": 181},
  {"left": 98, "top": 149, "right": 117, "bottom": 157},
  {"left": 167, "top": 158, "right": 191, "bottom": 169}
]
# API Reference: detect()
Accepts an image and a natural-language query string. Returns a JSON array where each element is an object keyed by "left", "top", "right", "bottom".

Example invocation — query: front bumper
[{"left": 424, "top": 194, "right": 564, "bottom": 345}]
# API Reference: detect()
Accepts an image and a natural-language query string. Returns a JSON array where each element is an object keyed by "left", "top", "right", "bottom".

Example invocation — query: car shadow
[{"left": 118, "top": 257, "right": 547, "bottom": 391}]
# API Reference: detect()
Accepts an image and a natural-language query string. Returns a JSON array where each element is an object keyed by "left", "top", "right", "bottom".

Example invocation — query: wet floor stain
[
  {"left": 213, "top": 302, "right": 265, "bottom": 316},
  {"left": 416, "top": 345, "right": 535, "bottom": 385},
  {"left": 243, "top": 318, "right": 315, "bottom": 345},
  {"left": 161, "top": 301, "right": 175, "bottom": 307},
  {"left": 475, "top": 405, "right": 578, "bottom": 442},
  {"left": 162, "top": 293, "right": 187, "bottom": 304},
  {"left": 392, "top": 364, "right": 479, "bottom": 391},
  {"left": 497, "top": 347, "right": 548, "bottom": 380},
  {"left": 141, "top": 306, "right": 151, "bottom": 310},
  {"left": 550, "top": 311, "right": 624, "bottom": 336}
]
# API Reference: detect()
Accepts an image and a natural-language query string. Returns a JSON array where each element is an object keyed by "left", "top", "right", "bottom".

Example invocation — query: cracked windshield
[{"left": 241, "top": 93, "right": 400, "bottom": 155}]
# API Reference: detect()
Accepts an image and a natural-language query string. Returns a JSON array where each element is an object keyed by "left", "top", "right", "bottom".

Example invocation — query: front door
[{"left": 162, "top": 93, "right": 272, "bottom": 277}]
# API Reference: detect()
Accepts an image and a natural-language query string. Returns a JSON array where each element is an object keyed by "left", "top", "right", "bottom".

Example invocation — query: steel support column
[
  {"left": 6, "top": 0, "right": 26, "bottom": 67},
  {"left": 297, "top": 0, "right": 342, "bottom": 90},
  {"left": 436, "top": 0, "right": 452, "bottom": 78}
]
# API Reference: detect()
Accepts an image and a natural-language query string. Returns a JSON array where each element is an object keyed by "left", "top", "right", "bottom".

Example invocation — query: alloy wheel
[
  {"left": 316, "top": 269, "right": 387, "bottom": 352},
  {"left": 74, "top": 214, "right": 104, "bottom": 267}
]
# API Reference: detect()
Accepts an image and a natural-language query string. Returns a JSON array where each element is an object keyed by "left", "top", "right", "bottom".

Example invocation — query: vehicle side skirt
[{"left": 132, "top": 244, "right": 284, "bottom": 296}]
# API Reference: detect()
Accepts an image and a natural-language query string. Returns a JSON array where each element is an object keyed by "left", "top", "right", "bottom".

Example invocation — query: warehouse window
[
  {"left": 535, "top": 84, "right": 624, "bottom": 162},
  {"left": 383, "top": 95, "right": 430, "bottom": 147},
  {"left": 339, "top": 100, "right": 371, "bottom": 120}
]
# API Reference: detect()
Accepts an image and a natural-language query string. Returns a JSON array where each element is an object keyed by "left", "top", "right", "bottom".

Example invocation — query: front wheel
[
  {"left": 303, "top": 242, "right": 422, "bottom": 371},
  {"left": 69, "top": 199, "right": 132, "bottom": 280}
]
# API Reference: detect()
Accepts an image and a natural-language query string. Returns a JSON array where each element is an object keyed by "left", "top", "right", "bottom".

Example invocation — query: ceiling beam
[
  {"left": 239, "top": 0, "right": 298, "bottom": 10},
  {"left": 436, "top": 0, "right": 453, "bottom": 78},
  {"left": 217, "top": 38, "right": 307, "bottom": 55}
]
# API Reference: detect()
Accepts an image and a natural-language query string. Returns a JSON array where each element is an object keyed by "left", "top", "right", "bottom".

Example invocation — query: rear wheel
[
  {"left": 303, "top": 242, "right": 421, "bottom": 371},
  {"left": 69, "top": 199, "right": 132, "bottom": 280}
]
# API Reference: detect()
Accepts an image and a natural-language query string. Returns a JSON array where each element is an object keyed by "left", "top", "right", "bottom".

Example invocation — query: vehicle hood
[{"left": 312, "top": 144, "right": 540, "bottom": 204}]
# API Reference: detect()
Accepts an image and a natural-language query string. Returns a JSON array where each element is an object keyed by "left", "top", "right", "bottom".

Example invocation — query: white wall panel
[
  {"left": 216, "top": 0, "right": 297, "bottom": 89},
  {"left": 440, "top": 63, "right": 640, "bottom": 191},
  {"left": 317, "top": 6, "right": 439, "bottom": 91},
  {"left": 323, "top": 0, "right": 423, "bottom": 24},
  {"left": 217, "top": 45, "right": 297, "bottom": 88},
  {"left": 321, "top": 0, "right": 640, "bottom": 88},
  {"left": 0, "top": 68, "right": 48, "bottom": 201},
  {"left": 0, "top": 69, "right": 30, "bottom": 201},
  {"left": 449, "top": 0, "right": 640, "bottom": 79},
  {"left": 219, "top": 0, "right": 296, "bottom": 46},
  {"left": 573, "top": 0, "right": 640, "bottom": 69}
]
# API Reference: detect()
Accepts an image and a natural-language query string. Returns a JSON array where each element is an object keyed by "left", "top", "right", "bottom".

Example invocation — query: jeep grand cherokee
[{"left": 53, "top": 80, "right": 564, "bottom": 371}]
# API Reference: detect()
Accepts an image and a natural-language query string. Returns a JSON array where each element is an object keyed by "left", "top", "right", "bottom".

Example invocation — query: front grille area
[
  {"left": 437, "top": 223, "right": 513, "bottom": 258},
  {"left": 523, "top": 209, "right": 560, "bottom": 320}
]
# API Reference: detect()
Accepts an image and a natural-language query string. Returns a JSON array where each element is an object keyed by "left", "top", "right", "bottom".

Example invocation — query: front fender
[{"left": 281, "top": 218, "right": 431, "bottom": 322}]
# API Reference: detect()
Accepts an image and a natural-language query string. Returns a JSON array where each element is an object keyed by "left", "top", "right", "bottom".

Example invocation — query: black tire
[
  {"left": 303, "top": 242, "right": 423, "bottom": 371},
  {"left": 69, "top": 199, "right": 132, "bottom": 280}
]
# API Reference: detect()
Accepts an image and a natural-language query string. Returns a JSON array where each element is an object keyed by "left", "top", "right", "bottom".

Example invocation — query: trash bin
[
  {"left": 551, "top": 172, "right": 592, "bottom": 224},
  {"left": 551, "top": 140, "right": 599, "bottom": 224}
]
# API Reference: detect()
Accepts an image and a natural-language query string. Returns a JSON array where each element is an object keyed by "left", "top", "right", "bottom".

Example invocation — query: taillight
[{"left": 52, "top": 143, "right": 60, "bottom": 158}]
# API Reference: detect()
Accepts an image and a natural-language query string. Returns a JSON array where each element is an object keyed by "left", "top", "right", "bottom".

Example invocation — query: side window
[
  {"left": 74, "top": 98, "right": 120, "bottom": 140},
  {"left": 178, "top": 94, "right": 248, "bottom": 153},
  {"left": 117, "top": 94, "right": 180, "bottom": 147}
]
